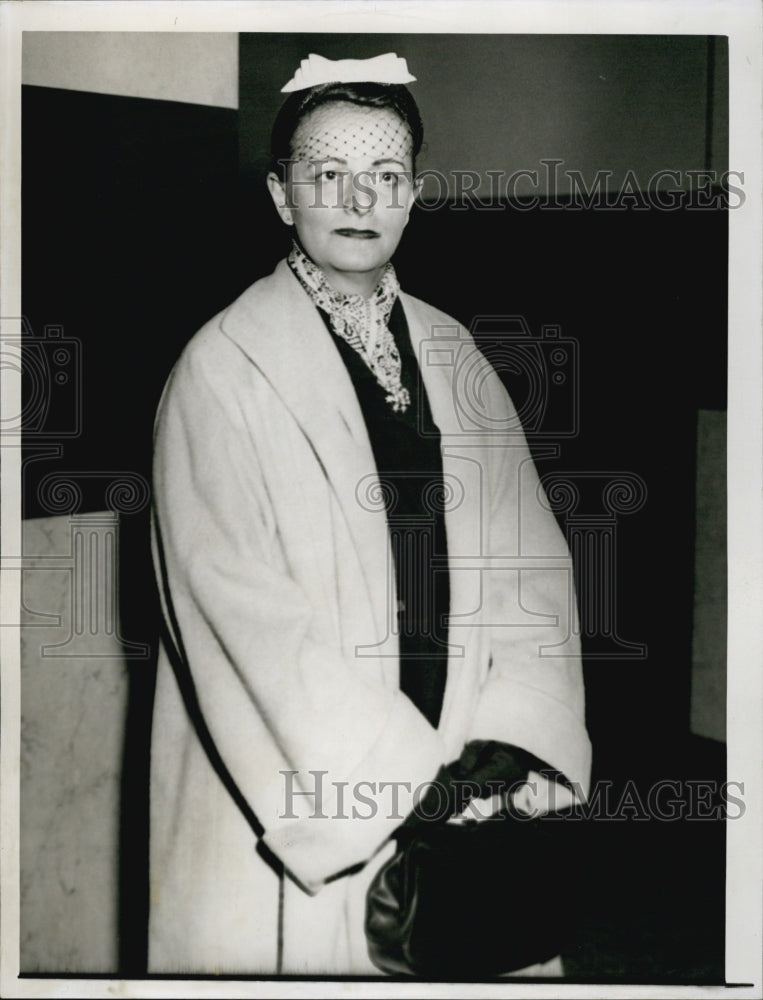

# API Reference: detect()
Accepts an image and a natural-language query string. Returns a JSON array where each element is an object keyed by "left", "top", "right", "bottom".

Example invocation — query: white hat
[{"left": 281, "top": 53, "right": 416, "bottom": 93}]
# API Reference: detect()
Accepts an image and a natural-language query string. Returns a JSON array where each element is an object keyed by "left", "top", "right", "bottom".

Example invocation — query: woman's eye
[
  {"left": 318, "top": 169, "right": 346, "bottom": 182},
  {"left": 380, "top": 172, "right": 399, "bottom": 185}
]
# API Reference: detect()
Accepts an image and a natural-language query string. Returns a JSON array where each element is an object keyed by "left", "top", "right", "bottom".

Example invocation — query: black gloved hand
[
  {"left": 452, "top": 740, "right": 533, "bottom": 795},
  {"left": 401, "top": 741, "right": 536, "bottom": 831}
]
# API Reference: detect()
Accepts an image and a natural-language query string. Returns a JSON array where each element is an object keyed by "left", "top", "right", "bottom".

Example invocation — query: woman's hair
[{"left": 270, "top": 81, "right": 424, "bottom": 179}]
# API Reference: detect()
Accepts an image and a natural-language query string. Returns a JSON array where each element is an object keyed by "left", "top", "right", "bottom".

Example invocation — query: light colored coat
[{"left": 149, "top": 259, "right": 591, "bottom": 974}]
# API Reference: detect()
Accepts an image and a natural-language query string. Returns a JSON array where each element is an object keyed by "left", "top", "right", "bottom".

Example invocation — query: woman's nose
[{"left": 343, "top": 173, "right": 374, "bottom": 214}]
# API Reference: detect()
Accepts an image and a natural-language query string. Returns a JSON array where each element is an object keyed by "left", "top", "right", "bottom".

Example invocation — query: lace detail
[
  {"left": 290, "top": 103, "right": 413, "bottom": 163},
  {"left": 288, "top": 241, "right": 410, "bottom": 413}
]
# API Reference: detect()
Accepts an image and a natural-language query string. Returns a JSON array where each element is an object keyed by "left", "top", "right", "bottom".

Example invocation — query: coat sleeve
[
  {"left": 462, "top": 371, "right": 592, "bottom": 801},
  {"left": 151, "top": 329, "right": 447, "bottom": 893}
]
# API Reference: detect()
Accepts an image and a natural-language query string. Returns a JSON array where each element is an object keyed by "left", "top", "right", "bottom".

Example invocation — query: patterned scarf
[{"left": 288, "top": 241, "right": 410, "bottom": 413}]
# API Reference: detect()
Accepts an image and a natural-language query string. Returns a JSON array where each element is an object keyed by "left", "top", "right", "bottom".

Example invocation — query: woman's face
[{"left": 268, "top": 102, "right": 420, "bottom": 296}]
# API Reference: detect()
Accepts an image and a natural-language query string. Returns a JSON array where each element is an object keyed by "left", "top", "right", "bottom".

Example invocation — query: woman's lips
[{"left": 333, "top": 229, "right": 380, "bottom": 239}]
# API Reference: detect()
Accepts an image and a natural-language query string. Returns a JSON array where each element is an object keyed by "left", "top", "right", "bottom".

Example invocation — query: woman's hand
[
  {"left": 454, "top": 770, "right": 578, "bottom": 822},
  {"left": 405, "top": 739, "right": 578, "bottom": 829},
  {"left": 511, "top": 771, "right": 578, "bottom": 816}
]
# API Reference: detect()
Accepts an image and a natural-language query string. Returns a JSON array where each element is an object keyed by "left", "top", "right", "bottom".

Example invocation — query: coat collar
[
  {"left": 219, "top": 260, "right": 458, "bottom": 434},
  {"left": 220, "top": 260, "right": 395, "bottom": 676},
  {"left": 220, "top": 259, "right": 372, "bottom": 448}
]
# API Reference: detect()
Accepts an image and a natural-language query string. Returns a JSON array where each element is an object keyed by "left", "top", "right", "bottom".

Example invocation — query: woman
[{"left": 149, "top": 53, "right": 591, "bottom": 975}]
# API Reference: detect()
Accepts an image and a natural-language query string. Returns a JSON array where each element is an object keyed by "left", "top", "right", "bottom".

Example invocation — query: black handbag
[{"left": 365, "top": 799, "right": 579, "bottom": 977}]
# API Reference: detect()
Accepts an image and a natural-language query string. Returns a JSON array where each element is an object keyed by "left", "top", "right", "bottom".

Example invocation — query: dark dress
[{"left": 318, "top": 298, "right": 449, "bottom": 728}]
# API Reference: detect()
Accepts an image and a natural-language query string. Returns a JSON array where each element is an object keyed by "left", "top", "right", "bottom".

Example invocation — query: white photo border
[{"left": 1, "top": 1, "right": 761, "bottom": 997}]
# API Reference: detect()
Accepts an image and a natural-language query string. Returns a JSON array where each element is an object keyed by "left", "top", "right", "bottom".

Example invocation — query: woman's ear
[{"left": 267, "top": 171, "right": 294, "bottom": 226}]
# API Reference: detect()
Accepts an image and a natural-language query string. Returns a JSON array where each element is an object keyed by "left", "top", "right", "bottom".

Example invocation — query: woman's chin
[
  {"left": 330, "top": 248, "right": 388, "bottom": 271},
  {"left": 322, "top": 254, "right": 390, "bottom": 286}
]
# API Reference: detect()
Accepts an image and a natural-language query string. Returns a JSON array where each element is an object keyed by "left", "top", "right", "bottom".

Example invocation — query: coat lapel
[{"left": 219, "top": 261, "right": 396, "bottom": 681}]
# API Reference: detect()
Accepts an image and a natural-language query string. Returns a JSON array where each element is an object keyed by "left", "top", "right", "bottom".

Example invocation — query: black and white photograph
[{"left": 1, "top": 1, "right": 761, "bottom": 997}]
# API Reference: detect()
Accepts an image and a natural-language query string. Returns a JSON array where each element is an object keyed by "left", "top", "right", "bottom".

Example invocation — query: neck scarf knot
[{"left": 288, "top": 241, "right": 411, "bottom": 413}]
